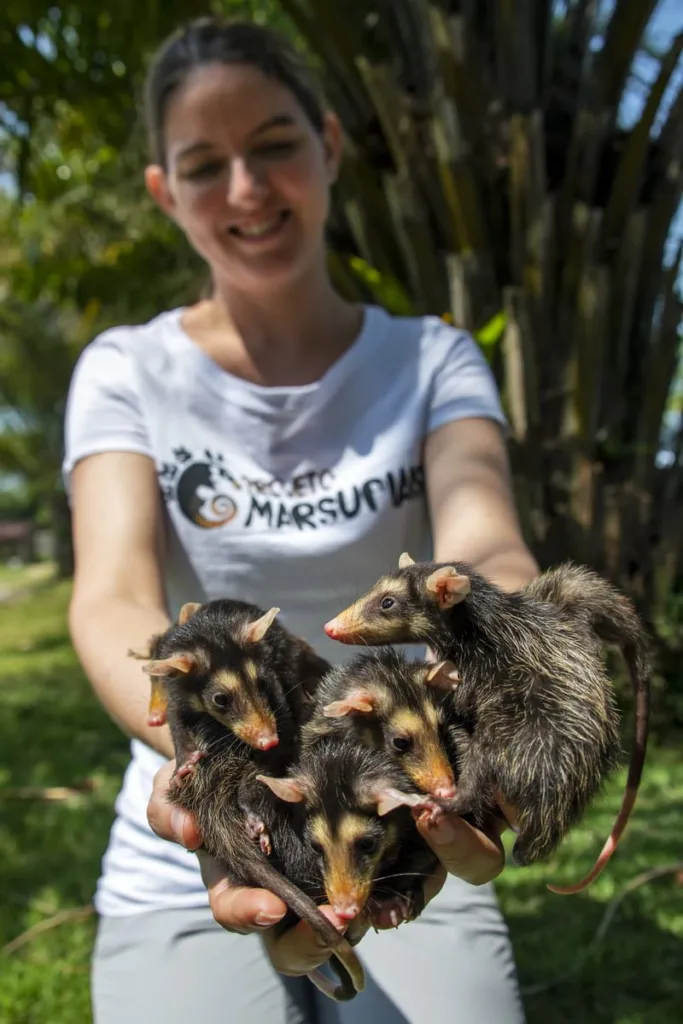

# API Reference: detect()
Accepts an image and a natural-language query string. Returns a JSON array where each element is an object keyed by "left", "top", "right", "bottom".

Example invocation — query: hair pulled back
[{"left": 144, "top": 17, "right": 325, "bottom": 167}]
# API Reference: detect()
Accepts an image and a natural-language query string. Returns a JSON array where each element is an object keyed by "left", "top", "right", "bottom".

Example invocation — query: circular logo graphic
[{"left": 176, "top": 462, "right": 238, "bottom": 528}]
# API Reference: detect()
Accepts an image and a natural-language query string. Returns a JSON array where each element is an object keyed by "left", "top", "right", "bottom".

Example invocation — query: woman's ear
[
  {"left": 145, "top": 164, "right": 177, "bottom": 219},
  {"left": 321, "top": 111, "right": 343, "bottom": 185}
]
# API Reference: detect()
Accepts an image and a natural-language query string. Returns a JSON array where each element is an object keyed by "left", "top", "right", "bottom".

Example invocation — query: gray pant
[{"left": 91, "top": 874, "right": 525, "bottom": 1023}]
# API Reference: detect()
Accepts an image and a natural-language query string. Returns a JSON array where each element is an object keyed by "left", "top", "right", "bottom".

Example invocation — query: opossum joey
[
  {"left": 137, "top": 599, "right": 330, "bottom": 773},
  {"left": 303, "top": 648, "right": 461, "bottom": 801},
  {"left": 259, "top": 736, "right": 443, "bottom": 930},
  {"left": 325, "top": 553, "right": 648, "bottom": 895},
  {"left": 163, "top": 712, "right": 365, "bottom": 1002}
]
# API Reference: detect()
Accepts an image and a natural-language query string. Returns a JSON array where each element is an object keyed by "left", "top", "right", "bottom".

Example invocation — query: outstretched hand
[{"left": 147, "top": 759, "right": 516, "bottom": 978}]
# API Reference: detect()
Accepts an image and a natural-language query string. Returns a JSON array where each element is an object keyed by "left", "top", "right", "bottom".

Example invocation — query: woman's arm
[
  {"left": 417, "top": 415, "right": 537, "bottom": 883},
  {"left": 425, "top": 416, "right": 540, "bottom": 590},
  {"left": 70, "top": 451, "right": 301, "bottom": 937},
  {"left": 68, "top": 451, "right": 175, "bottom": 758}
]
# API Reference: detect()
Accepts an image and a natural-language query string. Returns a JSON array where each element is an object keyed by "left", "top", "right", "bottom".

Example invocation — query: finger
[
  {"left": 262, "top": 905, "right": 348, "bottom": 977},
  {"left": 200, "top": 852, "right": 288, "bottom": 935},
  {"left": 493, "top": 788, "right": 521, "bottom": 831},
  {"left": 415, "top": 811, "right": 505, "bottom": 886},
  {"left": 423, "top": 861, "right": 448, "bottom": 904},
  {"left": 146, "top": 760, "right": 202, "bottom": 851}
]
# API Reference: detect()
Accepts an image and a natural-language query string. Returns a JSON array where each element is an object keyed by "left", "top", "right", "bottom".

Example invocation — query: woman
[{"left": 64, "top": 16, "right": 537, "bottom": 1024}]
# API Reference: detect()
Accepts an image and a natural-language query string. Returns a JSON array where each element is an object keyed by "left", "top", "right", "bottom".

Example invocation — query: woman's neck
[{"left": 182, "top": 258, "right": 364, "bottom": 387}]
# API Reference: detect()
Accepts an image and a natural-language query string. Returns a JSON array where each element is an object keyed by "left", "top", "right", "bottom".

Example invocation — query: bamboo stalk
[{"left": 601, "top": 32, "right": 683, "bottom": 249}]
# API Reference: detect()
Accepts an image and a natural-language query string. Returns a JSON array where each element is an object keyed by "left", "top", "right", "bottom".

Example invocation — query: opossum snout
[
  {"left": 254, "top": 732, "right": 279, "bottom": 750},
  {"left": 324, "top": 615, "right": 354, "bottom": 642},
  {"left": 331, "top": 897, "right": 362, "bottom": 921},
  {"left": 234, "top": 716, "right": 279, "bottom": 750}
]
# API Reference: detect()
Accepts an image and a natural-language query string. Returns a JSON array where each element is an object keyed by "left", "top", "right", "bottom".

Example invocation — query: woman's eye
[
  {"left": 253, "top": 140, "right": 298, "bottom": 159},
  {"left": 380, "top": 597, "right": 395, "bottom": 611},
  {"left": 212, "top": 692, "right": 230, "bottom": 710},
  {"left": 392, "top": 736, "right": 412, "bottom": 753},
  {"left": 182, "top": 161, "right": 224, "bottom": 181}
]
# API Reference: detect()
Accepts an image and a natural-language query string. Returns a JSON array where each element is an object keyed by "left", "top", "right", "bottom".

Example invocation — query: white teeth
[{"left": 234, "top": 215, "right": 282, "bottom": 238}]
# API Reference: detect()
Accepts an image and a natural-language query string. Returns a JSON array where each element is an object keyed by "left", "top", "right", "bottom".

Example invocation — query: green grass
[{"left": 1, "top": 578, "right": 682, "bottom": 1022}]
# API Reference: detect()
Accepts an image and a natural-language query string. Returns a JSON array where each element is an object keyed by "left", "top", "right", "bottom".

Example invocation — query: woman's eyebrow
[{"left": 174, "top": 114, "right": 297, "bottom": 162}]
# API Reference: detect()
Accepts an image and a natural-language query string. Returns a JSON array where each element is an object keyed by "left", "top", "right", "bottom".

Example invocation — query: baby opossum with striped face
[
  {"left": 259, "top": 735, "right": 442, "bottom": 929},
  {"left": 135, "top": 601, "right": 363, "bottom": 1001},
  {"left": 302, "top": 648, "right": 464, "bottom": 802},
  {"left": 325, "top": 555, "right": 651, "bottom": 895},
  {"left": 133, "top": 598, "right": 330, "bottom": 780}
]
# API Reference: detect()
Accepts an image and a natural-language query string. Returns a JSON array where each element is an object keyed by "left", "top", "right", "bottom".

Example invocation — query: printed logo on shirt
[
  {"left": 159, "top": 448, "right": 240, "bottom": 528},
  {"left": 158, "top": 447, "right": 425, "bottom": 531}
]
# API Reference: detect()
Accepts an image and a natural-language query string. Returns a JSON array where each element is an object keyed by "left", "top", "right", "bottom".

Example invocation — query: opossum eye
[
  {"left": 392, "top": 736, "right": 413, "bottom": 753},
  {"left": 309, "top": 839, "right": 324, "bottom": 857},
  {"left": 380, "top": 597, "right": 396, "bottom": 611},
  {"left": 355, "top": 835, "right": 379, "bottom": 856},
  {"left": 211, "top": 692, "right": 231, "bottom": 710}
]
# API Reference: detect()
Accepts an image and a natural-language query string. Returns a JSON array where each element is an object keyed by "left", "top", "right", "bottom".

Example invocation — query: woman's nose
[{"left": 227, "top": 157, "right": 267, "bottom": 206}]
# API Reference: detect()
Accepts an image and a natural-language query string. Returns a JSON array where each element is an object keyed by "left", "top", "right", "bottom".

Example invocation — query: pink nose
[
  {"left": 333, "top": 902, "right": 361, "bottom": 921},
  {"left": 256, "top": 734, "right": 279, "bottom": 750},
  {"left": 324, "top": 620, "right": 341, "bottom": 638},
  {"left": 432, "top": 782, "right": 457, "bottom": 800}
]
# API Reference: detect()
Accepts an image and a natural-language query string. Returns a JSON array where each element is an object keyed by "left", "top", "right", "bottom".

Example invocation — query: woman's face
[{"left": 146, "top": 61, "right": 342, "bottom": 296}]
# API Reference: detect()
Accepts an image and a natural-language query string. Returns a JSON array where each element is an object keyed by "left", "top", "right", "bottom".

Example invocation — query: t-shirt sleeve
[
  {"left": 426, "top": 320, "right": 508, "bottom": 435},
  {"left": 62, "top": 329, "right": 154, "bottom": 497}
]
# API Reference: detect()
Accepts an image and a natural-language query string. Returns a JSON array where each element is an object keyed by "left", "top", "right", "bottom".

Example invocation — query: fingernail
[
  {"left": 254, "top": 910, "right": 286, "bottom": 928},
  {"left": 424, "top": 817, "right": 456, "bottom": 845},
  {"left": 171, "top": 807, "right": 189, "bottom": 847}
]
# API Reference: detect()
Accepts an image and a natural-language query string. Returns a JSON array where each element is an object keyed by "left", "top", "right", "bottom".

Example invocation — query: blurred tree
[
  {"left": 0, "top": 1, "right": 283, "bottom": 570},
  {"left": 277, "top": 0, "right": 683, "bottom": 637}
]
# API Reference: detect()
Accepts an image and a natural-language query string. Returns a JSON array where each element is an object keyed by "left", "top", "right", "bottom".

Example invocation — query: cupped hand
[
  {"left": 147, "top": 759, "right": 353, "bottom": 975},
  {"left": 412, "top": 792, "right": 520, "bottom": 889}
]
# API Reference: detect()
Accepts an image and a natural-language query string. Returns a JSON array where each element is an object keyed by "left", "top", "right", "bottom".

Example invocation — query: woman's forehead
[{"left": 163, "top": 62, "right": 306, "bottom": 158}]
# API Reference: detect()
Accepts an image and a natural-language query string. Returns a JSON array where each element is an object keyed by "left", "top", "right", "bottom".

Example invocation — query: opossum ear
[
  {"left": 322, "top": 690, "right": 376, "bottom": 718},
  {"left": 142, "top": 654, "right": 196, "bottom": 677},
  {"left": 425, "top": 567, "right": 471, "bottom": 608},
  {"left": 256, "top": 774, "right": 307, "bottom": 803},
  {"left": 178, "top": 602, "right": 202, "bottom": 625},
  {"left": 398, "top": 551, "right": 415, "bottom": 568},
  {"left": 424, "top": 660, "right": 461, "bottom": 690},
  {"left": 373, "top": 786, "right": 425, "bottom": 817},
  {"left": 147, "top": 677, "right": 168, "bottom": 727},
  {"left": 244, "top": 607, "right": 280, "bottom": 644}
]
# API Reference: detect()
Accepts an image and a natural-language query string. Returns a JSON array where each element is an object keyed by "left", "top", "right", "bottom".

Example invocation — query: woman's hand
[
  {"left": 147, "top": 760, "right": 353, "bottom": 976},
  {"left": 414, "top": 790, "right": 520, "bottom": 892},
  {"left": 147, "top": 760, "right": 518, "bottom": 974}
]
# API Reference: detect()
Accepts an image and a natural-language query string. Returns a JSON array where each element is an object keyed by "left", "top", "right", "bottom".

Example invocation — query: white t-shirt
[{"left": 62, "top": 303, "right": 506, "bottom": 916}]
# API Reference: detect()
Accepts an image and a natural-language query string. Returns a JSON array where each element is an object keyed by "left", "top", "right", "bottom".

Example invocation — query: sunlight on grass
[{"left": 0, "top": 578, "right": 681, "bottom": 1023}]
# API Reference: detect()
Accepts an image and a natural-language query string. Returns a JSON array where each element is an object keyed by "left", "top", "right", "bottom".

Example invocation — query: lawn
[{"left": 1, "top": 574, "right": 682, "bottom": 1023}]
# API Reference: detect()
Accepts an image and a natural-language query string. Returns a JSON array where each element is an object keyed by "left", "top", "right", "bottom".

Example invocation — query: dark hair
[{"left": 144, "top": 17, "right": 325, "bottom": 166}]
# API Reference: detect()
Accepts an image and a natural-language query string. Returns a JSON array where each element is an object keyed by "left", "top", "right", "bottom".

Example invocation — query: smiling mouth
[{"left": 228, "top": 211, "right": 291, "bottom": 241}]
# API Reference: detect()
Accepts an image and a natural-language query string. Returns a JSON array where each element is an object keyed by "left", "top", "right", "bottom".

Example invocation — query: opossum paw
[
  {"left": 245, "top": 812, "right": 272, "bottom": 856},
  {"left": 171, "top": 750, "right": 207, "bottom": 788},
  {"left": 370, "top": 887, "right": 424, "bottom": 929},
  {"left": 369, "top": 898, "right": 411, "bottom": 930},
  {"left": 410, "top": 798, "right": 446, "bottom": 828}
]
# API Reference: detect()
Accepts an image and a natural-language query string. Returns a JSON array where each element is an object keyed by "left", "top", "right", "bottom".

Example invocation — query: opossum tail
[
  {"left": 247, "top": 856, "right": 365, "bottom": 1000},
  {"left": 548, "top": 637, "right": 650, "bottom": 895}
]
